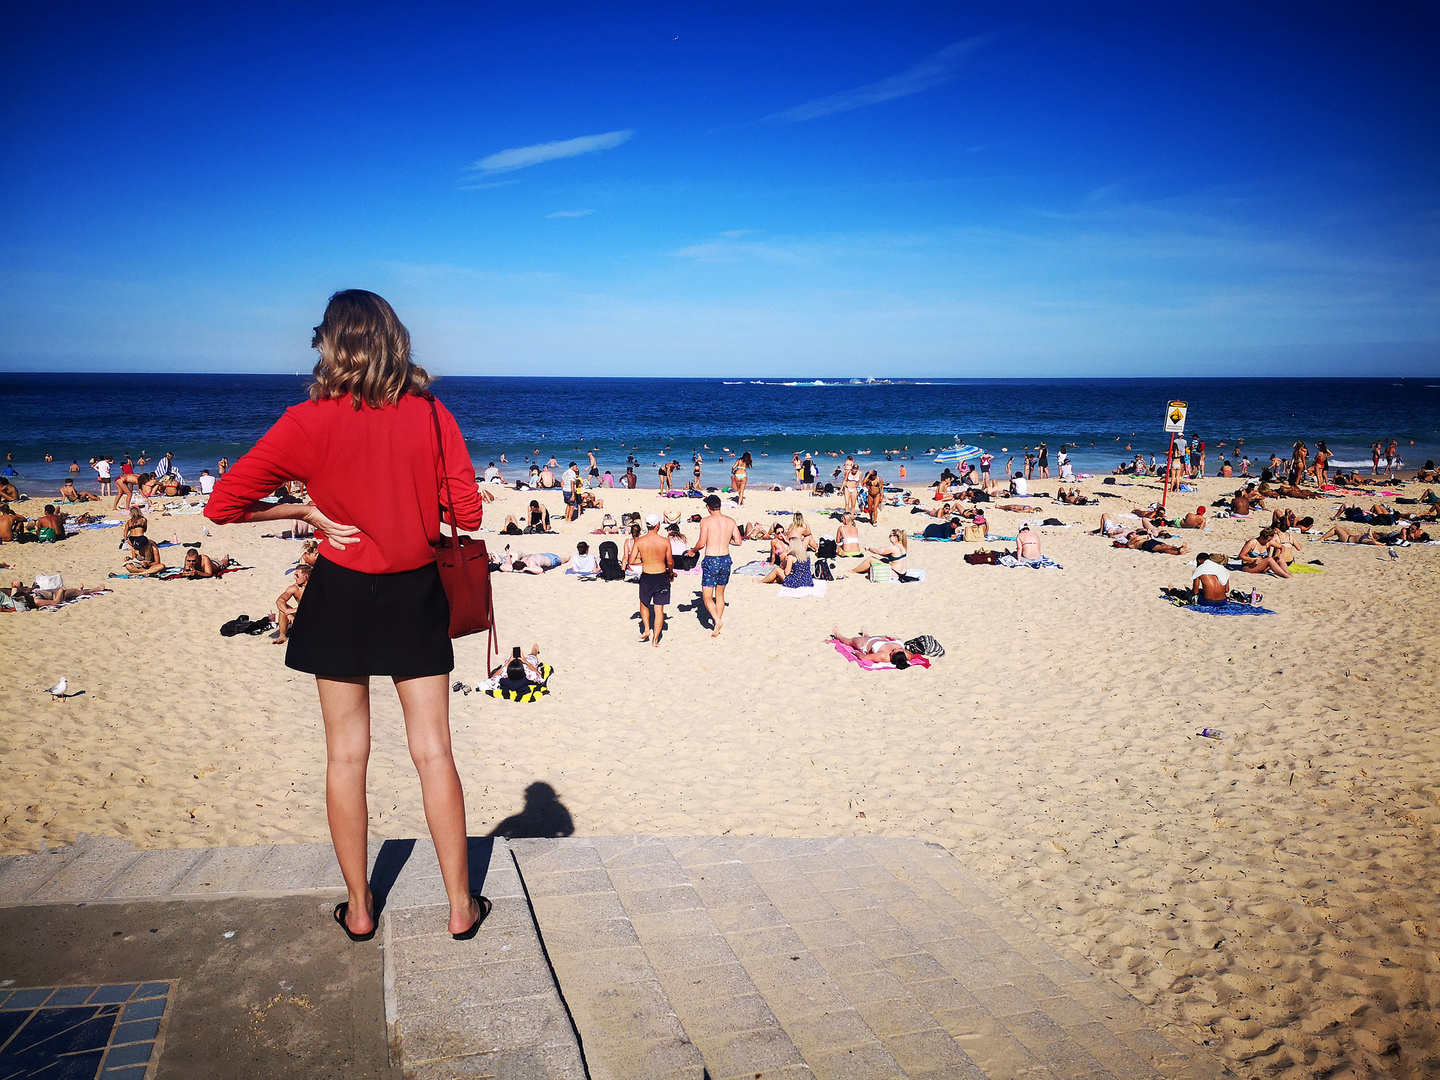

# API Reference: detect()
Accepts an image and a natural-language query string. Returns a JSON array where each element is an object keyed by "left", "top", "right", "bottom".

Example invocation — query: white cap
[{"left": 644, "top": 512, "right": 661, "bottom": 527}]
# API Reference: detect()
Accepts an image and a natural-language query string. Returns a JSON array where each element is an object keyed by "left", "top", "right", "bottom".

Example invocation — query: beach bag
[
  {"left": 963, "top": 525, "right": 985, "bottom": 542},
  {"left": 597, "top": 541, "right": 625, "bottom": 581},
  {"left": 965, "top": 549, "right": 999, "bottom": 565},
  {"left": 429, "top": 400, "right": 497, "bottom": 657},
  {"left": 816, "top": 537, "right": 837, "bottom": 559},
  {"left": 813, "top": 559, "right": 834, "bottom": 581},
  {"left": 868, "top": 561, "right": 892, "bottom": 583}
]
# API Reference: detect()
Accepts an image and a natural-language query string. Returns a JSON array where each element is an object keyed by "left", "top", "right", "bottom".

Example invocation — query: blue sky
[{"left": 3, "top": 1, "right": 1437, "bottom": 376}]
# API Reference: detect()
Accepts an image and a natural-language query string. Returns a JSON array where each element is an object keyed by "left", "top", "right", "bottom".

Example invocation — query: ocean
[{"left": 1, "top": 373, "right": 1436, "bottom": 491}]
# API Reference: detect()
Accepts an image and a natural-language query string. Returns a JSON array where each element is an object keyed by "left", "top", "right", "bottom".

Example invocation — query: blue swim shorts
[{"left": 701, "top": 554, "right": 732, "bottom": 588}]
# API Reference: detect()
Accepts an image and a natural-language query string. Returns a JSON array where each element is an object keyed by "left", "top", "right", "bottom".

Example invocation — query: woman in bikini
[
  {"left": 849, "top": 530, "right": 908, "bottom": 576},
  {"left": 786, "top": 512, "right": 816, "bottom": 552},
  {"left": 731, "top": 452, "right": 750, "bottom": 505},
  {"left": 828, "top": 628, "right": 914, "bottom": 667},
  {"left": 834, "top": 512, "right": 861, "bottom": 556},
  {"left": 112, "top": 471, "right": 147, "bottom": 511},
  {"left": 1238, "top": 529, "right": 1293, "bottom": 578}
]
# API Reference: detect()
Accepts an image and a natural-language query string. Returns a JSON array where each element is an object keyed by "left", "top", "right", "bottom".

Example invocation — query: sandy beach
[{"left": 2, "top": 473, "right": 1436, "bottom": 1078}]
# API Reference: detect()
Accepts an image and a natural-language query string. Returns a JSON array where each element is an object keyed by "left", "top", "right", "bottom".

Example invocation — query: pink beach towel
[{"left": 832, "top": 640, "right": 931, "bottom": 671}]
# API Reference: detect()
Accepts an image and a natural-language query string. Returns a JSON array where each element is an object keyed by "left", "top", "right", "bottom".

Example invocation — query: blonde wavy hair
[{"left": 309, "top": 290, "right": 432, "bottom": 409}]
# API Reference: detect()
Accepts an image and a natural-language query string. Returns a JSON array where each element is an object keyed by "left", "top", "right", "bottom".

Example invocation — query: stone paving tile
[
  {"left": 405, "top": 1040, "right": 586, "bottom": 1079},
  {"left": 246, "top": 842, "right": 343, "bottom": 892},
  {"left": 27, "top": 836, "right": 139, "bottom": 902},
  {"left": 401, "top": 992, "right": 578, "bottom": 1061},
  {"left": 102, "top": 848, "right": 208, "bottom": 898},
  {"left": 1063, "top": 1022, "right": 1162, "bottom": 1080},
  {"left": 0, "top": 858, "right": 65, "bottom": 905},
  {"left": 808, "top": 1043, "right": 910, "bottom": 1080},
  {"left": 172, "top": 844, "right": 274, "bottom": 894},
  {"left": 509, "top": 836, "right": 604, "bottom": 874}
]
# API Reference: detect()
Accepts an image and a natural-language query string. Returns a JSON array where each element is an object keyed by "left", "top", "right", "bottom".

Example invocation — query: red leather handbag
[{"left": 429, "top": 399, "right": 497, "bottom": 655}]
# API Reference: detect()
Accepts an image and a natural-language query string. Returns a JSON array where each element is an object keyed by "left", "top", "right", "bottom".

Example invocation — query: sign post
[{"left": 1161, "top": 401, "right": 1187, "bottom": 511}]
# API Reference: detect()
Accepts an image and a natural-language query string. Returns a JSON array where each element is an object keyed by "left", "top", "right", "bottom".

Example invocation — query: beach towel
[
  {"left": 777, "top": 581, "right": 827, "bottom": 598},
  {"left": 997, "top": 555, "right": 1063, "bottom": 570},
  {"left": 34, "top": 589, "right": 113, "bottom": 611},
  {"left": 483, "top": 663, "right": 553, "bottom": 702},
  {"left": 832, "top": 640, "right": 932, "bottom": 670},
  {"left": 72, "top": 520, "right": 123, "bottom": 530},
  {"left": 1289, "top": 563, "right": 1326, "bottom": 573},
  {"left": 1160, "top": 592, "right": 1275, "bottom": 616}
]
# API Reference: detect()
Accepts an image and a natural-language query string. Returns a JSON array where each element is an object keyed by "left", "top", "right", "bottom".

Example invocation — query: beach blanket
[
  {"left": 34, "top": 589, "right": 113, "bottom": 611},
  {"left": 482, "top": 663, "right": 553, "bottom": 702},
  {"left": 777, "top": 581, "right": 827, "bottom": 598},
  {"left": 109, "top": 566, "right": 247, "bottom": 580},
  {"left": 1289, "top": 563, "right": 1326, "bottom": 573},
  {"left": 832, "top": 640, "right": 932, "bottom": 671},
  {"left": 997, "top": 555, "right": 1063, "bottom": 570},
  {"left": 72, "top": 520, "right": 123, "bottom": 530},
  {"left": 734, "top": 560, "right": 773, "bottom": 576},
  {"left": 1160, "top": 592, "right": 1275, "bottom": 615}
]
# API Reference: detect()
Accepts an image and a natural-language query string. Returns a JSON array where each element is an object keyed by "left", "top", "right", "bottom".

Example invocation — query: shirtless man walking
[
  {"left": 688, "top": 494, "right": 743, "bottom": 637},
  {"left": 631, "top": 513, "right": 673, "bottom": 647}
]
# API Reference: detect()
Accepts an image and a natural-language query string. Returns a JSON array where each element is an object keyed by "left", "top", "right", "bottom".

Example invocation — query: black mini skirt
[{"left": 286, "top": 555, "right": 453, "bottom": 678}]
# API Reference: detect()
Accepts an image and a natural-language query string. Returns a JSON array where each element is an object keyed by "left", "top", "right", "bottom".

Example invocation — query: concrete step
[{"left": 506, "top": 837, "right": 1225, "bottom": 1080}]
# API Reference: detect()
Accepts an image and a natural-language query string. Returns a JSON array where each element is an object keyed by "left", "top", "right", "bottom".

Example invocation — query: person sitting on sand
[
  {"left": 849, "top": 530, "right": 908, "bottom": 576},
  {"left": 1014, "top": 523, "right": 1042, "bottom": 561},
  {"left": 834, "top": 511, "right": 862, "bottom": 555},
  {"left": 1231, "top": 489, "right": 1260, "bottom": 517},
  {"left": 786, "top": 512, "right": 817, "bottom": 552},
  {"left": 1266, "top": 528, "right": 1304, "bottom": 567},
  {"left": 180, "top": 548, "right": 231, "bottom": 577},
  {"left": 1237, "top": 530, "right": 1292, "bottom": 577},
  {"left": 760, "top": 535, "right": 813, "bottom": 586},
  {"left": 1176, "top": 505, "right": 1207, "bottom": 529},
  {"left": 121, "top": 525, "right": 165, "bottom": 575},
  {"left": 273, "top": 565, "right": 310, "bottom": 643},
  {"left": 299, "top": 539, "right": 320, "bottom": 568},
  {"left": 59, "top": 478, "right": 99, "bottom": 503},
  {"left": 828, "top": 627, "right": 914, "bottom": 668},
  {"left": 0, "top": 478, "right": 20, "bottom": 502},
  {"left": 565, "top": 541, "right": 599, "bottom": 575},
  {"left": 1190, "top": 553, "right": 1230, "bottom": 606},
  {"left": 1122, "top": 531, "right": 1190, "bottom": 556},
  {"left": 33, "top": 505, "right": 68, "bottom": 543},
  {"left": 0, "top": 504, "right": 26, "bottom": 544},
  {"left": 524, "top": 500, "right": 552, "bottom": 533}
]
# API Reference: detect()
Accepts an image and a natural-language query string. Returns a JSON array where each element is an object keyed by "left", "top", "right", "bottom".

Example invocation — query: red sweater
[{"left": 205, "top": 394, "right": 482, "bottom": 574}]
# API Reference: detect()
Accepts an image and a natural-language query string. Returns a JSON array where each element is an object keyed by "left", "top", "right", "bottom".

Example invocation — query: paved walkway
[{"left": 0, "top": 835, "right": 1227, "bottom": 1079}]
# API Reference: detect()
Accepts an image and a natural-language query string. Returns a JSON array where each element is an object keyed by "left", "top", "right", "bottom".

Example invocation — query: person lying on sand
[
  {"left": 1054, "top": 487, "right": 1092, "bottom": 505},
  {"left": 1316, "top": 523, "right": 1428, "bottom": 546},
  {"left": 1122, "top": 531, "right": 1189, "bottom": 556},
  {"left": 1176, "top": 506, "right": 1208, "bottom": 528},
  {"left": 1237, "top": 530, "right": 1292, "bottom": 576},
  {"left": 274, "top": 565, "right": 309, "bottom": 643},
  {"left": 828, "top": 627, "right": 914, "bottom": 668},
  {"left": 179, "top": 548, "right": 231, "bottom": 577},
  {"left": 59, "top": 479, "right": 99, "bottom": 503}
]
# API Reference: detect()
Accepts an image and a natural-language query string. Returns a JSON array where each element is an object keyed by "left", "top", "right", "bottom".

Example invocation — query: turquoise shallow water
[{"left": 1, "top": 373, "right": 1436, "bottom": 490}]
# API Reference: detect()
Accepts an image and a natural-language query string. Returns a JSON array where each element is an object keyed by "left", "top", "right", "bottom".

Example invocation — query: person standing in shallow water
[{"left": 205, "top": 290, "right": 489, "bottom": 942}]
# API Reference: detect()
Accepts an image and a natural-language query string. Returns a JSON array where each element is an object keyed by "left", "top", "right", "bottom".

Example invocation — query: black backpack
[
  {"left": 816, "top": 537, "right": 837, "bottom": 559},
  {"left": 597, "top": 541, "right": 625, "bottom": 581}
]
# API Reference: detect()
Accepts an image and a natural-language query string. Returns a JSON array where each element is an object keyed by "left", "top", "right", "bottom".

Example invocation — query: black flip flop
[
  {"left": 452, "top": 894, "right": 491, "bottom": 941},
  {"left": 334, "top": 901, "right": 376, "bottom": 942}
]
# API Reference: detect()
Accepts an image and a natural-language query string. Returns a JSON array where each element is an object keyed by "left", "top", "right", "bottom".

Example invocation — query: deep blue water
[{"left": 1, "top": 373, "right": 1437, "bottom": 489}]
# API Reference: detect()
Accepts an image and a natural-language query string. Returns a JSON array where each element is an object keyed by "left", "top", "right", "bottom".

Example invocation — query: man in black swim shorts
[{"left": 632, "top": 512, "right": 673, "bottom": 647}]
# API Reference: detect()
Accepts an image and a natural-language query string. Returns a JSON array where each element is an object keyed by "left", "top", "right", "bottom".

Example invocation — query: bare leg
[
  {"left": 651, "top": 605, "right": 665, "bottom": 647},
  {"left": 394, "top": 673, "right": 479, "bottom": 935},
  {"left": 712, "top": 584, "right": 726, "bottom": 635},
  {"left": 700, "top": 585, "right": 721, "bottom": 635},
  {"left": 317, "top": 676, "right": 375, "bottom": 937},
  {"left": 639, "top": 602, "right": 652, "bottom": 640}
]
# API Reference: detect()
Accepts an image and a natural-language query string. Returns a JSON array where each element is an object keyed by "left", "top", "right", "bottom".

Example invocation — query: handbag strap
[{"left": 428, "top": 396, "right": 460, "bottom": 551}]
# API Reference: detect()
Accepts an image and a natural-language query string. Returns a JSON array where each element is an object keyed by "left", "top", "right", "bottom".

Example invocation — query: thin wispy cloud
[
  {"left": 469, "top": 130, "right": 633, "bottom": 175},
  {"left": 546, "top": 208, "right": 594, "bottom": 218},
  {"left": 767, "top": 35, "right": 995, "bottom": 122}
]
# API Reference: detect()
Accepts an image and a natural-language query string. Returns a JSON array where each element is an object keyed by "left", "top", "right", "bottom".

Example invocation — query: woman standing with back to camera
[{"left": 205, "top": 290, "right": 488, "bottom": 941}]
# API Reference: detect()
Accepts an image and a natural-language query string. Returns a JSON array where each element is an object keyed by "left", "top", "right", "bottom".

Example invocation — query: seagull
[
  {"left": 46, "top": 677, "right": 67, "bottom": 701},
  {"left": 1388, "top": 546, "right": 1400, "bottom": 559}
]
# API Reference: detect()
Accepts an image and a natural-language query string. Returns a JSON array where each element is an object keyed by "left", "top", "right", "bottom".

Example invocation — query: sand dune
[{"left": 1, "top": 473, "right": 1436, "bottom": 1078}]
